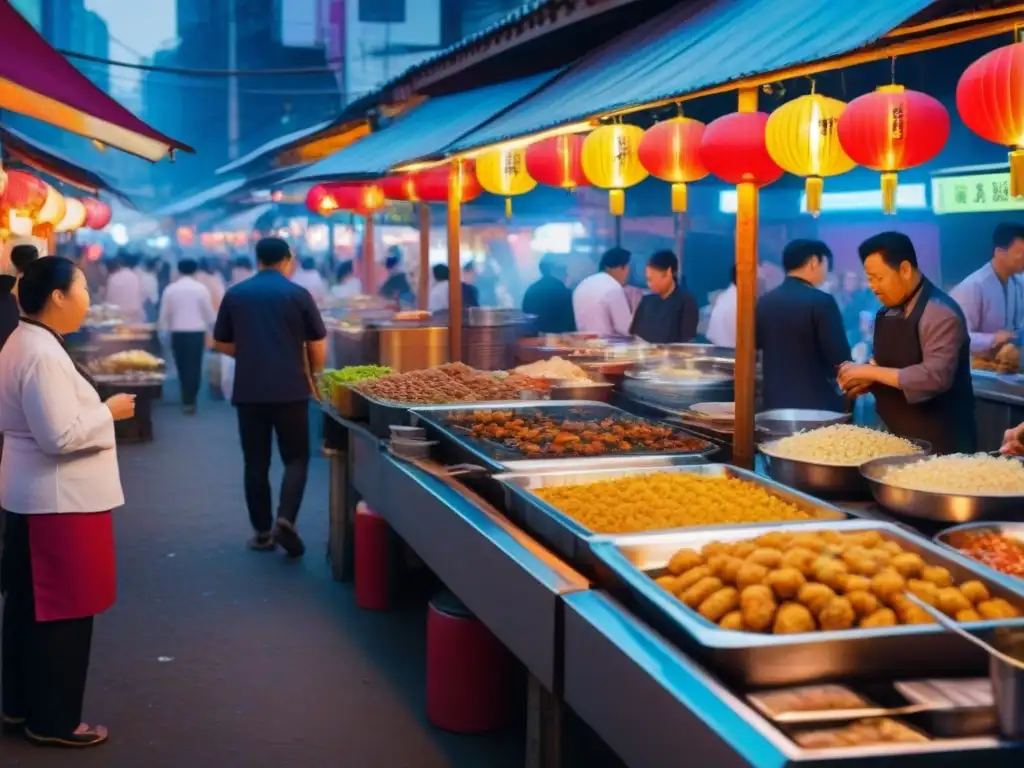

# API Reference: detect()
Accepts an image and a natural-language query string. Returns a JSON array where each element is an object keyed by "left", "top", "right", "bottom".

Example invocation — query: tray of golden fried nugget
[{"left": 588, "top": 520, "right": 1024, "bottom": 687}]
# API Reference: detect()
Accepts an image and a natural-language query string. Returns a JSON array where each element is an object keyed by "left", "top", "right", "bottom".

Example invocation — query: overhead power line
[{"left": 58, "top": 49, "right": 345, "bottom": 77}]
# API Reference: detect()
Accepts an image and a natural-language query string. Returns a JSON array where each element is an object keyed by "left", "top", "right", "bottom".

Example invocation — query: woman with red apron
[{"left": 0, "top": 257, "right": 135, "bottom": 748}]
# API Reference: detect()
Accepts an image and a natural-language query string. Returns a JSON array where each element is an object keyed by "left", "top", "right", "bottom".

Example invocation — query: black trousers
[
  {"left": 171, "top": 331, "right": 205, "bottom": 407},
  {"left": 237, "top": 401, "right": 310, "bottom": 534},
  {"left": 1, "top": 513, "right": 93, "bottom": 737}
]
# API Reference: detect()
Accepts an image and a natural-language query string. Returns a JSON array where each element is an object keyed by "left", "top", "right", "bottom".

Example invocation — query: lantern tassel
[
  {"left": 881, "top": 172, "right": 898, "bottom": 215},
  {"left": 1011, "top": 150, "right": 1024, "bottom": 199},
  {"left": 805, "top": 177, "right": 823, "bottom": 218},
  {"left": 609, "top": 189, "right": 625, "bottom": 216},
  {"left": 671, "top": 183, "right": 688, "bottom": 213},
  {"left": 505, "top": 197, "right": 513, "bottom": 218}
]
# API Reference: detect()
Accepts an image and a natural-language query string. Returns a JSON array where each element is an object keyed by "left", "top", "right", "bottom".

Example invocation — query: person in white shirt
[
  {"left": 135, "top": 256, "right": 160, "bottom": 322},
  {"left": 104, "top": 256, "right": 143, "bottom": 322},
  {"left": 159, "top": 258, "right": 216, "bottom": 414},
  {"left": 428, "top": 263, "right": 480, "bottom": 312},
  {"left": 329, "top": 260, "right": 363, "bottom": 300},
  {"left": 572, "top": 247, "right": 634, "bottom": 336},
  {"left": 230, "top": 256, "right": 255, "bottom": 286},
  {"left": 195, "top": 258, "right": 227, "bottom": 314},
  {"left": 0, "top": 256, "right": 135, "bottom": 748},
  {"left": 706, "top": 266, "right": 738, "bottom": 347},
  {"left": 292, "top": 257, "right": 328, "bottom": 305}
]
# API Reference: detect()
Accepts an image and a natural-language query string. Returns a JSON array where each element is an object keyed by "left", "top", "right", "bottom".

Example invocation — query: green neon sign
[{"left": 932, "top": 172, "right": 1024, "bottom": 214}]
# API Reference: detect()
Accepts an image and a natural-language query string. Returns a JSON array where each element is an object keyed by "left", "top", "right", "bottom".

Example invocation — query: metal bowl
[
  {"left": 754, "top": 408, "right": 850, "bottom": 437},
  {"left": 762, "top": 439, "right": 931, "bottom": 497},
  {"left": 861, "top": 454, "right": 1024, "bottom": 523}
]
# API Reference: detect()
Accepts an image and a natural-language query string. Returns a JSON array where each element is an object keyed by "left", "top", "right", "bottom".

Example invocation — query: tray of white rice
[
  {"left": 860, "top": 453, "right": 1024, "bottom": 523},
  {"left": 759, "top": 425, "right": 929, "bottom": 497}
]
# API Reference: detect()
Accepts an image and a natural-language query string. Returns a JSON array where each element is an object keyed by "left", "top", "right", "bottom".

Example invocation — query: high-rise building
[{"left": 9, "top": 0, "right": 43, "bottom": 30}]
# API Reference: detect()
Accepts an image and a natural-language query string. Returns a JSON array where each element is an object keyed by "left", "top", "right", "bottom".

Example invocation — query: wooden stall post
[
  {"left": 447, "top": 161, "right": 463, "bottom": 362},
  {"left": 362, "top": 214, "right": 376, "bottom": 293},
  {"left": 418, "top": 202, "right": 431, "bottom": 311},
  {"left": 733, "top": 87, "right": 760, "bottom": 470}
]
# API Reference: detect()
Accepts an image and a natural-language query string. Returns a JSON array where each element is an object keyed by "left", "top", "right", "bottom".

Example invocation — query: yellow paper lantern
[
  {"left": 56, "top": 197, "right": 88, "bottom": 233},
  {"left": 36, "top": 184, "right": 66, "bottom": 226},
  {"left": 476, "top": 147, "right": 536, "bottom": 217},
  {"left": 581, "top": 124, "right": 649, "bottom": 215},
  {"left": 765, "top": 93, "right": 855, "bottom": 216}
]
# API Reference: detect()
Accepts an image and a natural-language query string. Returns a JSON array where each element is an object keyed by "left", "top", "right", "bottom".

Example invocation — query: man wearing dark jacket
[
  {"left": 522, "top": 253, "right": 575, "bottom": 333},
  {"left": 756, "top": 239, "right": 851, "bottom": 411}
]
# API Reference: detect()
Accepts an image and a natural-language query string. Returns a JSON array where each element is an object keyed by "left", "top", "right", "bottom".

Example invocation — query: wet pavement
[{"left": 0, "top": 397, "right": 526, "bottom": 768}]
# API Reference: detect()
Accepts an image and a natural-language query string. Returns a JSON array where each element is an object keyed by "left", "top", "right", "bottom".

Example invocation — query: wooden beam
[
  {"left": 733, "top": 87, "right": 759, "bottom": 471},
  {"left": 447, "top": 161, "right": 463, "bottom": 362},
  {"left": 418, "top": 203, "right": 431, "bottom": 311},
  {"left": 362, "top": 215, "right": 375, "bottom": 294}
]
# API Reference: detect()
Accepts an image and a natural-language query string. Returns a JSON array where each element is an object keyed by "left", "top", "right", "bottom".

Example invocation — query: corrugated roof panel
[
  {"left": 287, "top": 71, "right": 557, "bottom": 183},
  {"left": 215, "top": 120, "right": 335, "bottom": 176},
  {"left": 450, "top": 0, "right": 938, "bottom": 152}
]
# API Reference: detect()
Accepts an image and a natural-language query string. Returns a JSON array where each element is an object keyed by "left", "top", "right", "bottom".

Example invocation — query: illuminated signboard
[{"left": 932, "top": 172, "right": 1024, "bottom": 215}]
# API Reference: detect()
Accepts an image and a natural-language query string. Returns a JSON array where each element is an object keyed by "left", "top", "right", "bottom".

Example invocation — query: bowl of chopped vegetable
[{"left": 319, "top": 365, "right": 392, "bottom": 418}]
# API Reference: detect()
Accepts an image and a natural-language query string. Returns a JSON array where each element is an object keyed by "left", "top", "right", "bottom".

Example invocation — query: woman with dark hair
[
  {"left": 0, "top": 257, "right": 136, "bottom": 748},
  {"left": 630, "top": 250, "right": 699, "bottom": 343},
  {"left": 329, "top": 260, "right": 363, "bottom": 300}
]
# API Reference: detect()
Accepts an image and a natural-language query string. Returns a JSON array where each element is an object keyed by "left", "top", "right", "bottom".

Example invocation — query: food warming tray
[
  {"left": 934, "top": 522, "right": 1024, "bottom": 583},
  {"left": 492, "top": 462, "right": 847, "bottom": 570},
  {"left": 860, "top": 455, "right": 1024, "bottom": 523},
  {"left": 588, "top": 520, "right": 1024, "bottom": 687},
  {"left": 411, "top": 400, "right": 717, "bottom": 474}
]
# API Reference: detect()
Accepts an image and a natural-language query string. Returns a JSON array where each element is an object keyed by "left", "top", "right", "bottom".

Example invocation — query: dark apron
[{"left": 872, "top": 279, "right": 977, "bottom": 454}]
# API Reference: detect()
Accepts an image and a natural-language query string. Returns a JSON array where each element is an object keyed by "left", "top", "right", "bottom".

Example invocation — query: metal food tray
[
  {"left": 411, "top": 400, "right": 717, "bottom": 475},
  {"left": 359, "top": 391, "right": 528, "bottom": 438},
  {"left": 934, "top": 522, "right": 1024, "bottom": 584},
  {"left": 588, "top": 519, "right": 1024, "bottom": 687},
  {"left": 492, "top": 462, "right": 847, "bottom": 570},
  {"left": 861, "top": 455, "right": 1024, "bottom": 523}
]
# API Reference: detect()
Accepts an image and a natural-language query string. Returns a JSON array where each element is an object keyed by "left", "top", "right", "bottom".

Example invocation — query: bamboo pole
[
  {"left": 362, "top": 214, "right": 375, "bottom": 293},
  {"left": 447, "top": 161, "right": 463, "bottom": 362},
  {"left": 418, "top": 203, "right": 431, "bottom": 310},
  {"left": 733, "top": 87, "right": 760, "bottom": 470}
]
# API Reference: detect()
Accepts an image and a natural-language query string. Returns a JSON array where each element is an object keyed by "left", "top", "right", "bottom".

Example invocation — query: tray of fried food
[
  {"left": 791, "top": 717, "right": 929, "bottom": 751},
  {"left": 588, "top": 520, "right": 1024, "bottom": 686}
]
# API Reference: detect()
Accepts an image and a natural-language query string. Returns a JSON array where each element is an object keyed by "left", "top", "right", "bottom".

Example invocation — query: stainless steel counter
[{"left": 564, "top": 591, "right": 1023, "bottom": 768}]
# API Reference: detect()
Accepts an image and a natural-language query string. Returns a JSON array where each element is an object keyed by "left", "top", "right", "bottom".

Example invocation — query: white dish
[{"left": 688, "top": 402, "right": 735, "bottom": 421}]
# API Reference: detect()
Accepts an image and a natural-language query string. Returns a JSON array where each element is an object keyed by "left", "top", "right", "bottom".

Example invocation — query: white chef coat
[
  {"left": 572, "top": 272, "right": 633, "bottom": 336},
  {"left": 292, "top": 268, "right": 328, "bottom": 304},
  {"left": 195, "top": 271, "right": 226, "bottom": 313},
  {"left": 706, "top": 283, "right": 738, "bottom": 347},
  {"left": 330, "top": 278, "right": 364, "bottom": 300},
  {"left": 428, "top": 281, "right": 450, "bottom": 312},
  {"left": 0, "top": 323, "right": 123, "bottom": 514},
  {"left": 105, "top": 268, "right": 143, "bottom": 322},
  {"left": 158, "top": 275, "right": 216, "bottom": 332}
]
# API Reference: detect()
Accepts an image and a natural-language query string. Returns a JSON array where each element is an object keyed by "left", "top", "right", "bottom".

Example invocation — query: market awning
[
  {"left": 204, "top": 203, "right": 272, "bottom": 234},
  {"left": 0, "top": 124, "right": 130, "bottom": 200},
  {"left": 153, "top": 178, "right": 247, "bottom": 219},
  {"left": 448, "top": 0, "right": 939, "bottom": 153},
  {"left": 286, "top": 72, "right": 558, "bottom": 184},
  {"left": 0, "top": 3, "right": 192, "bottom": 162}
]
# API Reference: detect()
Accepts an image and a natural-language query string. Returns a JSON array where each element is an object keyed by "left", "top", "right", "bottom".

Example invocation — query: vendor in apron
[{"left": 838, "top": 232, "right": 976, "bottom": 454}]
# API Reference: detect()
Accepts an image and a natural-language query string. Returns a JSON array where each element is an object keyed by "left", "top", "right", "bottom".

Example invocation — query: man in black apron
[{"left": 838, "top": 232, "right": 976, "bottom": 454}]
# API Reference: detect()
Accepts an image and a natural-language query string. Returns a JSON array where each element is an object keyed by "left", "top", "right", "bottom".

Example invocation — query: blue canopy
[{"left": 449, "top": 0, "right": 938, "bottom": 152}]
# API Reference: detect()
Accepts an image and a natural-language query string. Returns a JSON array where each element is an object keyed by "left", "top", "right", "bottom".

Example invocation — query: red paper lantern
[
  {"left": 525, "top": 134, "right": 589, "bottom": 190},
  {"left": 838, "top": 84, "right": 949, "bottom": 214},
  {"left": 957, "top": 41, "right": 1024, "bottom": 197},
  {"left": 639, "top": 117, "right": 708, "bottom": 212},
  {"left": 698, "top": 112, "right": 783, "bottom": 187},
  {"left": 306, "top": 183, "right": 385, "bottom": 216},
  {"left": 306, "top": 184, "right": 338, "bottom": 216},
  {"left": 81, "top": 197, "right": 111, "bottom": 229},
  {"left": 2, "top": 170, "right": 48, "bottom": 218},
  {"left": 407, "top": 162, "right": 483, "bottom": 203},
  {"left": 380, "top": 174, "right": 420, "bottom": 202}
]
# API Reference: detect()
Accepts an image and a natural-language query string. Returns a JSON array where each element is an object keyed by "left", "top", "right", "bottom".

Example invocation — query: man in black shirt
[
  {"left": 630, "top": 251, "right": 698, "bottom": 343},
  {"left": 522, "top": 253, "right": 575, "bottom": 333},
  {"left": 213, "top": 237, "right": 328, "bottom": 557},
  {"left": 757, "top": 239, "right": 851, "bottom": 411}
]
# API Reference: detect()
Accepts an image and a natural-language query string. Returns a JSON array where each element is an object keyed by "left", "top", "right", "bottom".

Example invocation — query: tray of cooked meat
[{"left": 410, "top": 401, "right": 716, "bottom": 474}]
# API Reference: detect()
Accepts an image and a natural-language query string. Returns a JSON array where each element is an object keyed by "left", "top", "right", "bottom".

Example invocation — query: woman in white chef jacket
[{"left": 0, "top": 257, "right": 135, "bottom": 748}]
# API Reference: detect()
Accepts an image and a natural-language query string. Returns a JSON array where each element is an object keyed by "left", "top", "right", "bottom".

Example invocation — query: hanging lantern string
[
  {"left": 675, "top": 102, "right": 683, "bottom": 118},
  {"left": 890, "top": 56, "right": 898, "bottom": 85},
  {"left": 807, "top": 77, "right": 816, "bottom": 95}
]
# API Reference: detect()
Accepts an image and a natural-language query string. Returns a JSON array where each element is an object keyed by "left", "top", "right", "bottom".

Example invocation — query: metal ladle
[{"left": 906, "top": 593, "right": 1024, "bottom": 738}]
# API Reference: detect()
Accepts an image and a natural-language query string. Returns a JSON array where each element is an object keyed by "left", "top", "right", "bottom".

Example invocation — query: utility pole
[{"left": 227, "top": 0, "right": 239, "bottom": 160}]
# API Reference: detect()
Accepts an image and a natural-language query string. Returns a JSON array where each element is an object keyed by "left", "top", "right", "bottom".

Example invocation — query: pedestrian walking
[
  {"left": 212, "top": 238, "right": 327, "bottom": 557},
  {"left": 158, "top": 258, "right": 215, "bottom": 414},
  {"left": 0, "top": 257, "right": 135, "bottom": 748}
]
